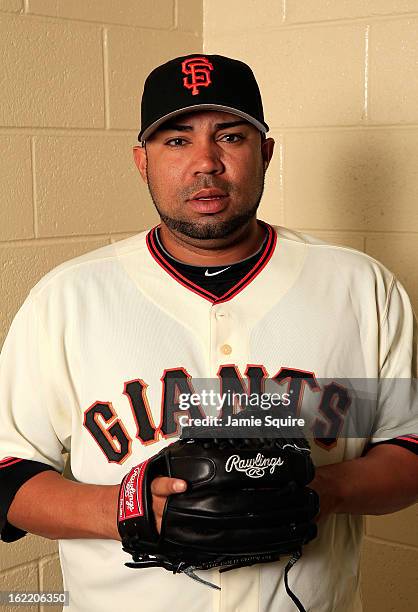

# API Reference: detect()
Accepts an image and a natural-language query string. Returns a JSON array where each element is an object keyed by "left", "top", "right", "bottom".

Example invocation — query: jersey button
[{"left": 220, "top": 344, "right": 232, "bottom": 355}]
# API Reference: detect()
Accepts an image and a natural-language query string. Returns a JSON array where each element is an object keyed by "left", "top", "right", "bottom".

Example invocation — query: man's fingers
[
  {"left": 151, "top": 476, "right": 187, "bottom": 497},
  {"left": 151, "top": 476, "right": 187, "bottom": 535}
]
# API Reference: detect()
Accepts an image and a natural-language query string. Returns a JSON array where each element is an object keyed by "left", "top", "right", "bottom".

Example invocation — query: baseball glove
[{"left": 117, "top": 436, "right": 319, "bottom": 612}]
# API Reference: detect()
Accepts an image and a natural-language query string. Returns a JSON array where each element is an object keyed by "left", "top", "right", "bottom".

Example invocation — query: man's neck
[{"left": 157, "top": 219, "right": 266, "bottom": 266}]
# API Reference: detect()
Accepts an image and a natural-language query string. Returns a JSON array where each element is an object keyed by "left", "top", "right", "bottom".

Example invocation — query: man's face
[{"left": 133, "top": 110, "right": 274, "bottom": 240}]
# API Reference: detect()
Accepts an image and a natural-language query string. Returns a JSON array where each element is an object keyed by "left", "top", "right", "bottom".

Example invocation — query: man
[{"left": 0, "top": 53, "right": 417, "bottom": 612}]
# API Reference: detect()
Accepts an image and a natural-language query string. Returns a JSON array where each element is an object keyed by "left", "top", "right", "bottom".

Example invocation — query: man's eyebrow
[
  {"left": 157, "top": 123, "right": 192, "bottom": 132},
  {"left": 214, "top": 120, "right": 249, "bottom": 129},
  {"left": 156, "top": 120, "right": 250, "bottom": 133}
]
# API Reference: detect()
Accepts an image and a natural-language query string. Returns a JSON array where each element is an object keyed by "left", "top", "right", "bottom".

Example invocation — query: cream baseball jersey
[{"left": 0, "top": 222, "right": 417, "bottom": 612}]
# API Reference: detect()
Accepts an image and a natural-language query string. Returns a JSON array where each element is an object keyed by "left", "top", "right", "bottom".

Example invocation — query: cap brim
[{"left": 139, "top": 104, "right": 269, "bottom": 141}]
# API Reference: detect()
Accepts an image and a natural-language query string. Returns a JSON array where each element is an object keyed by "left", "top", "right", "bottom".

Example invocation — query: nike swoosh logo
[{"left": 205, "top": 267, "right": 231, "bottom": 277}]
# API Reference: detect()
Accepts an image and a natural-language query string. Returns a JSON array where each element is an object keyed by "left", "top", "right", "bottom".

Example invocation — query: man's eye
[
  {"left": 219, "top": 133, "right": 244, "bottom": 143},
  {"left": 165, "top": 137, "right": 188, "bottom": 146}
]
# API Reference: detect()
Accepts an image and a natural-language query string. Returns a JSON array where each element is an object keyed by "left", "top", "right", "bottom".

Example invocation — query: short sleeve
[
  {"left": 0, "top": 293, "right": 69, "bottom": 538},
  {"left": 371, "top": 277, "right": 418, "bottom": 442}
]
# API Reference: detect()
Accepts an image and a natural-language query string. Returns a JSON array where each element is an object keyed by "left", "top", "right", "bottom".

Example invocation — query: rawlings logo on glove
[{"left": 225, "top": 452, "right": 284, "bottom": 477}]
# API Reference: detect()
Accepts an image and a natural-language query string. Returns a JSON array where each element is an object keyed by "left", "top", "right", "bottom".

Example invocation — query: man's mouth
[
  {"left": 187, "top": 189, "right": 229, "bottom": 214},
  {"left": 189, "top": 189, "right": 228, "bottom": 201}
]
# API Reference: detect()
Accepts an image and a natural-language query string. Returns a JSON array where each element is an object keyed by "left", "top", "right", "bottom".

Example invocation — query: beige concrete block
[
  {"left": 360, "top": 537, "right": 418, "bottom": 611},
  {"left": 0, "top": 534, "right": 58, "bottom": 572},
  {"left": 0, "top": 0, "right": 22, "bottom": 12},
  {"left": 34, "top": 136, "right": 158, "bottom": 237},
  {"left": 0, "top": 15, "right": 104, "bottom": 128},
  {"left": 366, "top": 505, "right": 418, "bottom": 548},
  {"left": 0, "top": 238, "right": 110, "bottom": 348},
  {"left": 27, "top": 0, "right": 174, "bottom": 28},
  {"left": 365, "top": 234, "right": 418, "bottom": 316},
  {"left": 207, "top": 24, "right": 365, "bottom": 128},
  {"left": 370, "top": 18, "right": 418, "bottom": 124},
  {"left": 26, "top": 0, "right": 56, "bottom": 15},
  {"left": 0, "top": 562, "right": 38, "bottom": 611},
  {"left": 284, "top": 129, "right": 418, "bottom": 232},
  {"left": 258, "top": 130, "right": 284, "bottom": 226},
  {"left": 107, "top": 27, "right": 200, "bottom": 130},
  {"left": 204, "top": 0, "right": 283, "bottom": 33},
  {"left": 298, "top": 231, "right": 365, "bottom": 251},
  {"left": 177, "top": 0, "right": 203, "bottom": 33},
  {"left": 110, "top": 232, "right": 138, "bottom": 243},
  {"left": 39, "top": 555, "right": 63, "bottom": 612},
  {"left": 286, "top": 0, "right": 418, "bottom": 23},
  {"left": 0, "top": 136, "right": 33, "bottom": 241},
  {"left": 39, "top": 554, "right": 63, "bottom": 589}
]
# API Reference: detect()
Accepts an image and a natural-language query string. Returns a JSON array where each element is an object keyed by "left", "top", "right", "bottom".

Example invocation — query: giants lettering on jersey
[{"left": 83, "top": 365, "right": 351, "bottom": 464}]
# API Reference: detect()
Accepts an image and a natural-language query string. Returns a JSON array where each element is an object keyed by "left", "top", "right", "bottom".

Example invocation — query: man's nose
[{"left": 192, "top": 141, "right": 224, "bottom": 175}]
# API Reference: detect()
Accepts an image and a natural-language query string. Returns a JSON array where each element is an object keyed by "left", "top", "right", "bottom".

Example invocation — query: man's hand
[
  {"left": 151, "top": 476, "right": 187, "bottom": 533},
  {"left": 7, "top": 472, "right": 189, "bottom": 541}
]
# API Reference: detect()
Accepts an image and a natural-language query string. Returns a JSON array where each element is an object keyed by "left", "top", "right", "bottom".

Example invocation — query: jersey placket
[
  {"left": 208, "top": 304, "right": 261, "bottom": 612},
  {"left": 209, "top": 303, "right": 249, "bottom": 373}
]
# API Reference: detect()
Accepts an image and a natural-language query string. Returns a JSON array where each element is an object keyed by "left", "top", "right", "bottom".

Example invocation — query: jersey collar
[{"left": 145, "top": 220, "right": 277, "bottom": 304}]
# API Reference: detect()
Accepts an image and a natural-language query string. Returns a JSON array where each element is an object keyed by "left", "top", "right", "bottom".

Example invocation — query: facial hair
[{"left": 146, "top": 166, "right": 266, "bottom": 241}]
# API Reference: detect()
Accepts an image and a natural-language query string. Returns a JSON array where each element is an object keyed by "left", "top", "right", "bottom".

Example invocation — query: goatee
[
  {"left": 147, "top": 177, "right": 265, "bottom": 240},
  {"left": 155, "top": 204, "right": 260, "bottom": 240}
]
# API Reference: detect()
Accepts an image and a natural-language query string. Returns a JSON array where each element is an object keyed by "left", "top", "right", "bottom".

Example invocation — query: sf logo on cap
[{"left": 182, "top": 56, "right": 214, "bottom": 96}]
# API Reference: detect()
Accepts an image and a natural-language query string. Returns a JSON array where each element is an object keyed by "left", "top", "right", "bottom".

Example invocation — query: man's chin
[{"left": 161, "top": 216, "right": 254, "bottom": 240}]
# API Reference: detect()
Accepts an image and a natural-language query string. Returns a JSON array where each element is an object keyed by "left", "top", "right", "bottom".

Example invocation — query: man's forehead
[{"left": 156, "top": 110, "right": 254, "bottom": 132}]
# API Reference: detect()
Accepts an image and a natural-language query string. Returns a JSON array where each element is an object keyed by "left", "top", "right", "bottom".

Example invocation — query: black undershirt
[{"left": 154, "top": 225, "right": 269, "bottom": 298}]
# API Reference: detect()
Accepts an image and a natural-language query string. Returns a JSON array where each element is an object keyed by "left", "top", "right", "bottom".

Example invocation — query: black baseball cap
[{"left": 138, "top": 53, "right": 269, "bottom": 142}]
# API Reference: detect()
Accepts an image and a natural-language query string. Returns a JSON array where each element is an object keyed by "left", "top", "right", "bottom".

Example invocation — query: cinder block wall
[
  {"left": 0, "top": 1, "right": 202, "bottom": 608},
  {"left": 1, "top": 1, "right": 418, "bottom": 610},
  {"left": 204, "top": 1, "right": 418, "bottom": 611}
]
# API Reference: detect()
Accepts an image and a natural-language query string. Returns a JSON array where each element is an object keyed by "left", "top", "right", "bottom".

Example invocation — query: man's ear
[
  {"left": 132, "top": 145, "right": 148, "bottom": 183},
  {"left": 261, "top": 137, "right": 275, "bottom": 172}
]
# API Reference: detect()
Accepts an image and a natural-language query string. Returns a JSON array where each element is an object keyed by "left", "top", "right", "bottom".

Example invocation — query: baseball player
[{"left": 1, "top": 54, "right": 418, "bottom": 612}]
